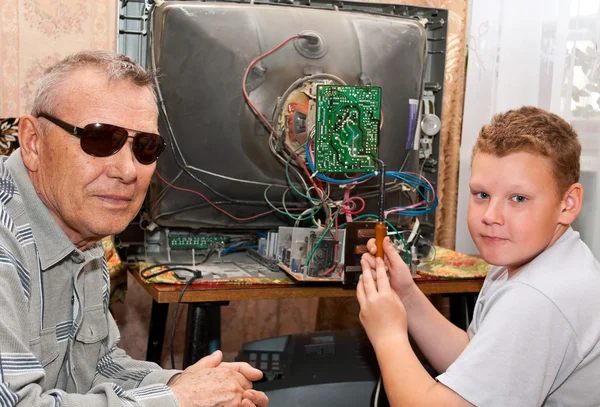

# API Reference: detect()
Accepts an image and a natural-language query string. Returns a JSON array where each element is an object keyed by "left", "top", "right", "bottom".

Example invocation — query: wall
[{"left": 0, "top": 0, "right": 117, "bottom": 117}]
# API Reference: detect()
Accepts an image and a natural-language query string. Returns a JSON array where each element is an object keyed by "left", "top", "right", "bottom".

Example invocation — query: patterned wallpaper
[{"left": 0, "top": 0, "right": 117, "bottom": 117}]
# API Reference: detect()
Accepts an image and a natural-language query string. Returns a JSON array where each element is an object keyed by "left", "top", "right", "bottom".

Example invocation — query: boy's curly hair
[{"left": 472, "top": 106, "right": 581, "bottom": 195}]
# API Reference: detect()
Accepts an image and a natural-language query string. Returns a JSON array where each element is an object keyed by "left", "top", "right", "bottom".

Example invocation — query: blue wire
[
  {"left": 304, "top": 142, "right": 439, "bottom": 215},
  {"left": 305, "top": 143, "right": 374, "bottom": 184},
  {"left": 221, "top": 241, "right": 248, "bottom": 255}
]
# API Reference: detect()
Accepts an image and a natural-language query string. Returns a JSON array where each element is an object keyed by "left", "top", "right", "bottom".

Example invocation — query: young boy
[{"left": 356, "top": 106, "right": 600, "bottom": 406}]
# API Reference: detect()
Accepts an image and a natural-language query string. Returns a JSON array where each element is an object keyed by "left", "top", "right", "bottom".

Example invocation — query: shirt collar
[
  {"left": 545, "top": 225, "right": 576, "bottom": 253},
  {"left": 5, "top": 150, "right": 86, "bottom": 270}
]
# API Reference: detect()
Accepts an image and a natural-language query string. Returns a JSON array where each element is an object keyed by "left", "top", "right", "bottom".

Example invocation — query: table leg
[
  {"left": 448, "top": 293, "right": 477, "bottom": 330},
  {"left": 146, "top": 300, "right": 169, "bottom": 364},
  {"left": 182, "top": 302, "right": 227, "bottom": 368}
]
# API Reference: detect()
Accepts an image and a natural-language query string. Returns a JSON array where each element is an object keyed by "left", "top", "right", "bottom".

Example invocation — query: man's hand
[
  {"left": 169, "top": 350, "right": 268, "bottom": 407},
  {"left": 357, "top": 256, "right": 408, "bottom": 348}
]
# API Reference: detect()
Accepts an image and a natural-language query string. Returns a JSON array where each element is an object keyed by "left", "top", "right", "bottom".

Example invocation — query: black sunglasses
[{"left": 37, "top": 113, "right": 165, "bottom": 165}]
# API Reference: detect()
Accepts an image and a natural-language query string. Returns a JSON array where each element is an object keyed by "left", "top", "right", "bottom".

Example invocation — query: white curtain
[{"left": 456, "top": 0, "right": 600, "bottom": 256}]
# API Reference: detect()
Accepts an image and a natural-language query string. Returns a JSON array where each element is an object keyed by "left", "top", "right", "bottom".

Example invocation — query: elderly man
[{"left": 0, "top": 51, "right": 268, "bottom": 407}]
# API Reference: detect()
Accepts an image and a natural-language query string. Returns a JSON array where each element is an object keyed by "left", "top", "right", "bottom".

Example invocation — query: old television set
[{"left": 116, "top": 0, "right": 447, "bottom": 274}]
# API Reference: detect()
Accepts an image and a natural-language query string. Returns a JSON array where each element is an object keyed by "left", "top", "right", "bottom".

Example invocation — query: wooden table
[{"left": 131, "top": 270, "right": 483, "bottom": 368}]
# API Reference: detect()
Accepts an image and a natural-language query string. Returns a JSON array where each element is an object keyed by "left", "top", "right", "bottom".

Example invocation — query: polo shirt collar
[{"left": 5, "top": 150, "right": 88, "bottom": 270}]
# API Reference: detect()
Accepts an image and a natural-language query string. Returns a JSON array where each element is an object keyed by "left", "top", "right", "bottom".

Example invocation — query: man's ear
[
  {"left": 18, "top": 115, "right": 42, "bottom": 172},
  {"left": 558, "top": 183, "right": 584, "bottom": 225}
]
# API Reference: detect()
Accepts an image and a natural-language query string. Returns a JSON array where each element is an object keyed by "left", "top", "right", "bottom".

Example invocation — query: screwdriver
[{"left": 375, "top": 161, "right": 387, "bottom": 259}]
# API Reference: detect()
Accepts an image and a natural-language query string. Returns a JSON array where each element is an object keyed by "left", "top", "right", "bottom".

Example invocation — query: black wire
[
  {"left": 148, "top": 7, "right": 230, "bottom": 203},
  {"left": 399, "top": 151, "right": 411, "bottom": 172},
  {"left": 148, "top": 13, "right": 325, "bottom": 220},
  {"left": 157, "top": 108, "right": 262, "bottom": 205},
  {"left": 376, "top": 159, "right": 386, "bottom": 221},
  {"left": 140, "top": 265, "right": 200, "bottom": 281},
  {"left": 169, "top": 249, "right": 215, "bottom": 369},
  {"left": 149, "top": 15, "right": 345, "bottom": 222},
  {"left": 170, "top": 275, "right": 198, "bottom": 370},
  {"left": 149, "top": 9, "right": 270, "bottom": 210},
  {"left": 140, "top": 263, "right": 166, "bottom": 277},
  {"left": 153, "top": 195, "right": 308, "bottom": 220}
]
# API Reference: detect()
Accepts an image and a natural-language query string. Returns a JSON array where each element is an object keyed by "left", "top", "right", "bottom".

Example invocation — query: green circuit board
[
  {"left": 315, "top": 85, "right": 382, "bottom": 173},
  {"left": 169, "top": 234, "right": 230, "bottom": 250}
]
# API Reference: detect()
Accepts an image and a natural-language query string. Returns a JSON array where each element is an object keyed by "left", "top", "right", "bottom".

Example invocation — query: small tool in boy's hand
[{"left": 375, "top": 221, "right": 386, "bottom": 259}]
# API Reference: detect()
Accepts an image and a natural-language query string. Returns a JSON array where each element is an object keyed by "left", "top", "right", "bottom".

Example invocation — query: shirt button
[{"left": 71, "top": 296, "right": 74, "bottom": 305}]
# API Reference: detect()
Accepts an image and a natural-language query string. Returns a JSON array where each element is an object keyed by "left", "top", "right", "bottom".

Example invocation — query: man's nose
[
  {"left": 482, "top": 199, "right": 504, "bottom": 225},
  {"left": 106, "top": 141, "right": 138, "bottom": 183}
]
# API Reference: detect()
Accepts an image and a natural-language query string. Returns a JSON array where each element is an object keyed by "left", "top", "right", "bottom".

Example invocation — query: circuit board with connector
[
  {"left": 168, "top": 234, "right": 231, "bottom": 250},
  {"left": 315, "top": 85, "right": 382, "bottom": 173}
]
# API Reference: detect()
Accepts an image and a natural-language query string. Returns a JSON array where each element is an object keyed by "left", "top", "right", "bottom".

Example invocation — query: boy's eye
[
  {"left": 473, "top": 192, "right": 489, "bottom": 199},
  {"left": 511, "top": 195, "right": 527, "bottom": 203}
]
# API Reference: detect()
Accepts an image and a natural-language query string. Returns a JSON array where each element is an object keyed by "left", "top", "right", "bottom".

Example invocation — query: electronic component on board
[
  {"left": 168, "top": 231, "right": 230, "bottom": 250},
  {"left": 315, "top": 85, "right": 382, "bottom": 173},
  {"left": 343, "top": 221, "right": 377, "bottom": 285},
  {"left": 276, "top": 226, "right": 346, "bottom": 280}
]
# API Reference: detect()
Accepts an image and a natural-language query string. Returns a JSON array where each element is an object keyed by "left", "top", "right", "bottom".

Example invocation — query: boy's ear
[
  {"left": 18, "top": 115, "right": 42, "bottom": 172},
  {"left": 558, "top": 183, "right": 584, "bottom": 225}
]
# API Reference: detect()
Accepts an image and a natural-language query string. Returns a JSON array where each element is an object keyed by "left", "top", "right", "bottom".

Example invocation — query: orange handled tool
[{"left": 375, "top": 221, "right": 386, "bottom": 259}]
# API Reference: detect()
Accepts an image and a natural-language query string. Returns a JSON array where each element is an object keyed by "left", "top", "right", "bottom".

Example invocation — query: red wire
[
  {"left": 342, "top": 196, "right": 366, "bottom": 215},
  {"left": 242, "top": 35, "right": 300, "bottom": 137},
  {"left": 159, "top": 35, "right": 329, "bottom": 224},
  {"left": 241, "top": 34, "right": 329, "bottom": 222},
  {"left": 156, "top": 171, "right": 278, "bottom": 222},
  {"left": 318, "top": 193, "right": 360, "bottom": 278}
]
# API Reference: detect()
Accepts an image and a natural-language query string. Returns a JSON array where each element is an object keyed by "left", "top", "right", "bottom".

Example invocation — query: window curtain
[{"left": 456, "top": 0, "right": 600, "bottom": 256}]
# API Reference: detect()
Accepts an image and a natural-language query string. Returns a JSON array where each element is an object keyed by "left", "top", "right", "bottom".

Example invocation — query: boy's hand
[
  {"left": 363, "top": 236, "right": 416, "bottom": 301},
  {"left": 357, "top": 257, "right": 408, "bottom": 347}
]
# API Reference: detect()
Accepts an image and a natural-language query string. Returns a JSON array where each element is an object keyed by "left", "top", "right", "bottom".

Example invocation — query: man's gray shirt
[{"left": 0, "top": 151, "right": 180, "bottom": 406}]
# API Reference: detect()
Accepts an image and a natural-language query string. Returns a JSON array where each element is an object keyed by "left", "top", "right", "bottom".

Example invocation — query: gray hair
[{"left": 31, "top": 50, "right": 156, "bottom": 121}]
